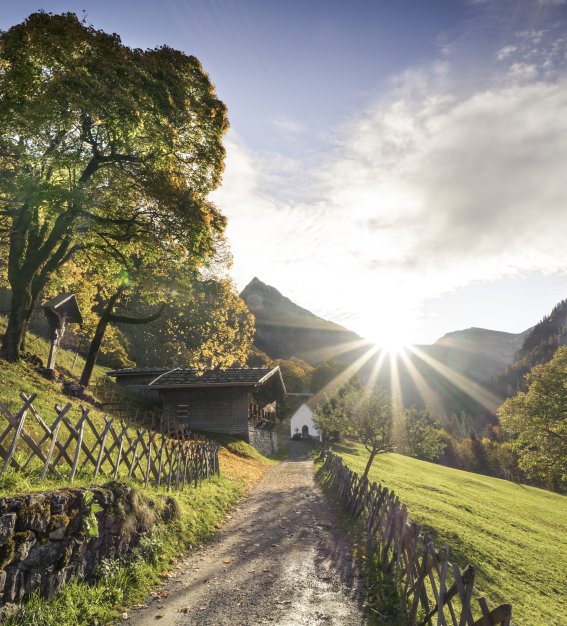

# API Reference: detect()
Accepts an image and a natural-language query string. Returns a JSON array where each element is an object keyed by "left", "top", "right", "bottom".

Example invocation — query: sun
[
  {"left": 363, "top": 327, "right": 409, "bottom": 355},
  {"left": 377, "top": 337, "right": 408, "bottom": 355},
  {"left": 356, "top": 306, "right": 417, "bottom": 355}
]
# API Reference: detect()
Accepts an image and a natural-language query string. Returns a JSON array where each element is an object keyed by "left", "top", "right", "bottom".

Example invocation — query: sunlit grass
[
  {"left": 5, "top": 444, "right": 271, "bottom": 625},
  {"left": 334, "top": 441, "right": 567, "bottom": 626}
]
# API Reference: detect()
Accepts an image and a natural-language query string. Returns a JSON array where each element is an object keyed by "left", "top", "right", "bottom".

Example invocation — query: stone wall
[
  {"left": 0, "top": 482, "right": 165, "bottom": 610},
  {"left": 248, "top": 427, "right": 277, "bottom": 456}
]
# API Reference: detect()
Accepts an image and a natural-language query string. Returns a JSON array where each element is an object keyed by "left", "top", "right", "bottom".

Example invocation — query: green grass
[
  {"left": 0, "top": 316, "right": 111, "bottom": 419},
  {"left": 2, "top": 442, "right": 271, "bottom": 625},
  {"left": 4, "top": 472, "right": 253, "bottom": 625},
  {"left": 334, "top": 441, "right": 567, "bottom": 626},
  {"left": 0, "top": 319, "right": 275, "bottom": 624},
  {"left": 0, "top": 319, "right": 158, "bottom": 476}
]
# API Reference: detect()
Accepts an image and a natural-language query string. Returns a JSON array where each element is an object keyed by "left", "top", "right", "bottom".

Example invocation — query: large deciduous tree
[
  {"left": 498, "top": 346, "right": 567, "bottom": 492},
  {"left": 119, "top": 276, "right": 255, "bottom": 371},
  {"left": 0, "top": 12, "right": 228, "bottom": 361}
]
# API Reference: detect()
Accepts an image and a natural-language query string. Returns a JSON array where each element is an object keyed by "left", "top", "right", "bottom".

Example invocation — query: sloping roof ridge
[
  {"left": 259, "top": 365, "right": 287, "bottom": 394},
  {"left": 106, "top": 366, "right": 170, "bottom": 376},
  {"left": 148, "top": 367, "right": 180, "bottom": 386},
  {"left": 43, "top": 292, "right": 75, "bottom": 308},
  {"left": 173, "top": 366, "right": 272, "bottom": 370}
]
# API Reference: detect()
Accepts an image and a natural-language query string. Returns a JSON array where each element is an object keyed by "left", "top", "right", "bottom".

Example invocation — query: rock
[
  {"left": 15, "top": 495, "right": 50, "bottom": 534},
  {"left": 49, "top": 527, "right": 66, "bottom": 541},
  {"left": 22, "top": 539, "right": 62, "bottom": 568},
  {"left": 13, "top": 531, "right": 36, "bottom": 561},
  {"left": 0, "top": 482, "right": 156, "bottom": 608},
  {"left": 0, "top": 514, "right": 16, "bottom": 544}
]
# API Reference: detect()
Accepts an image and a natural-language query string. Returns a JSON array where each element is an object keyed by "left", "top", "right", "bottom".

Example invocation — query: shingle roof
[
  {"left": 148, "top": 367, "right": 285, "bottom": 391},
  {"left": 42, "top": 293, "right": 83, "bottom": 324},
  {"left": 106, "top": 367, "right": 170, "bottom": 378}
]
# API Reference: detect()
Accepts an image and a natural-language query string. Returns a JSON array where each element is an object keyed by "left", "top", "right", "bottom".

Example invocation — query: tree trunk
[
  {"left": 361, "top": 448, "right": 378, "bottom": 481},
  {"left": 79, "top": 301, "right": 115, "bottom": 388},
  {"left": 0, "top": 281, "right": 34, "bottom": 362},
  {"left": 80, "top": 288, "right": 165, "bottom": 389}
]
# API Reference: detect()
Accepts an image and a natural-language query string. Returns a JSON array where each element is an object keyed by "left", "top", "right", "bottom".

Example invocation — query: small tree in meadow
[
  {"left": 315, "top": 387, "right": 394, "bottom": 479},
  {"left": 349, "top": 388, "right": 394, "bottom": 480},
  {"left": 403, "top": 408, "right": 445, "bottom": 462}
]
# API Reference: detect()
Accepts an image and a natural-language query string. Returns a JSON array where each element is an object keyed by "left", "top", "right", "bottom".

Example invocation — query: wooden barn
[
  {"left": 106, "top": 367, "right": 169, "bottom": 401},
  {"left": 143, "top": 367, "right": 286, "bottom": 455}
]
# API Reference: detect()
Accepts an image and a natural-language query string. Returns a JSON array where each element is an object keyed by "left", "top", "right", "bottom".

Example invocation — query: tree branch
[{"left": 108, "top": 303, "right": 166, "bottom": 325}]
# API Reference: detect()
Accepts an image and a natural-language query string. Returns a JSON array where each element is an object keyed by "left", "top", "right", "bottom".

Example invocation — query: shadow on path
[{"left": 126, "top": 442, "right": 365, "bottom": 626}]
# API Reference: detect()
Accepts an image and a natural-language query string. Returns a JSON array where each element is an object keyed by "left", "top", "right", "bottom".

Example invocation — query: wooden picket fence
[
  {"left": 0, "top": 392, "right": 219, "bottom": 490},
  {"left": 318, "top": 450, "right": 513, "bottom": 626},
  {"left": 91, "top": 378, "right": 161, "bottom": 432}
]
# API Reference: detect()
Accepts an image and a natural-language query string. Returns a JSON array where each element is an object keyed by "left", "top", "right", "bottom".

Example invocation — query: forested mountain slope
[
  {"left": 241, "top": 278, "right": 534, "bottom": 426},
  {"left": 491, "top": 298, "right": 567, "bottom": 396},
  {"left": 240, "top": 278, "right": 364, "bottom": 365}
]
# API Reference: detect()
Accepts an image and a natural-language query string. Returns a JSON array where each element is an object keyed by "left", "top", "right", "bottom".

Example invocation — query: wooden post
[
  {"left": 113, "top": 427, "right": 126, "bottom": 481},
  {"left": 69, "top": 409, "right": 87, "bottom": 483},
  {"left": 40, "top": 411, "right": 66, "bottom": 479},
  {"left": 94, "top": 418, "right": 113, "bottom": 480},
  {"left": 157, "top": 438, "right": 166, "bottom": 487},
  {"left": 1, "top": 402, "right": 30, "bottom": 475}
]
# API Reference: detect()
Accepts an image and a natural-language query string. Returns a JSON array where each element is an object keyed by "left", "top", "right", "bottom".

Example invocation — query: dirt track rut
[{"left": 126, "top": 441, "right": 364, "bottom": 625}]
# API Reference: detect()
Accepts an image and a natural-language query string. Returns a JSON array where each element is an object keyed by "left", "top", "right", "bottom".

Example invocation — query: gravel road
[{"left": 126, "top": 441, "right": 364, "bottom": 626}]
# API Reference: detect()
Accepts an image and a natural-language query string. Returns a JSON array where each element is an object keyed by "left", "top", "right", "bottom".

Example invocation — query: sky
[{"left": 3, "top": 0, "right": 567, "bottom": 345}]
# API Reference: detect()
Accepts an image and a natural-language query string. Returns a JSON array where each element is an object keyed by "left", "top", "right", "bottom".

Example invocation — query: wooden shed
[
  {"left": 106, "top": 367, "right": 169, "bottom": 401},
  {"left": 148, "top": 367, "right": 286, "bottom": 455}
]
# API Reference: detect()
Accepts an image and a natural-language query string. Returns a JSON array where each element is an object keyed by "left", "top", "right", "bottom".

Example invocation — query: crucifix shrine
[{"left": 42, "top": 293, "right": 83, "bottom": 372}]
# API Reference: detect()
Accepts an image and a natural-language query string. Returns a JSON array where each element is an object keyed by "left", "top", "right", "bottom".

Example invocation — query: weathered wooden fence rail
[
  {"left": 0, "top": 392, "right": 219, "bottom": 490},
  {"left": 318, "top": 450, "right": 512, "bottom": 626}
]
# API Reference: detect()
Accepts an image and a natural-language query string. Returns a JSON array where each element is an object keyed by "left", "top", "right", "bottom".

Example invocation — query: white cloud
[
  {"left": 496, "top": 45, "right": 518, "bottom": 60},
  {"left": 271, "top": 116, "right": 305, "bottom": 135},
  {"left": 212, "top": 32, "right": 567, "bottom": 345}
]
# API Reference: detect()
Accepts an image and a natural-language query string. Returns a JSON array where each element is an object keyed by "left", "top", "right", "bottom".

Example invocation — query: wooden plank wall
[{"left": 160, "top": 387, "right": 250, "bottom": 435}]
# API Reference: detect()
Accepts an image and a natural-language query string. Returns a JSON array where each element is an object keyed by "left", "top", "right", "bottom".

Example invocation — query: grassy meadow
[
  {"left": 0, "top": 316, "right": 111, "bottom": 428},
  {"left": 0, "top": 320, "right": 274, "bottom": 623},
  {"left": 334, "top": 441, "right": 566, "bottom": 626}
]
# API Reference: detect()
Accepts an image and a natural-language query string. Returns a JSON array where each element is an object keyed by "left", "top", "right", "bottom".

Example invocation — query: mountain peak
[{"left": 240, "top": 278, "right": 361, "bottom": 365}]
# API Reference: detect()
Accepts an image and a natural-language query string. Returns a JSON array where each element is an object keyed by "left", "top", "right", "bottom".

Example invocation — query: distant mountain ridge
[
  {"left": 241, "top": 277, "right": 565, "bottom": 427},
  {"left": 241, "top": 277, "right": 527, "bottom": 382},
  {"left": 432, "top": 326, "right": 530, "bottom": 383},
  {"left": 240, "top": 278, "right": 364, "bottom": 365}
]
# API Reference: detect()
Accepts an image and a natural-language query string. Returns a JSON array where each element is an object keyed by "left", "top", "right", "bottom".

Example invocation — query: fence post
[
  {"left": 1, "top": 396, "right": 33, "bottom": 475},
  {"left": 69, "top": 409, "right": 88, "bottom": 483}
]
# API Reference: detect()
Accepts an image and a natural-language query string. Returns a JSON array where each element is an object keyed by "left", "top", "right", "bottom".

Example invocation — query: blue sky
[{"left": 3, "top": 0, "right": 567, "bottom": 344}]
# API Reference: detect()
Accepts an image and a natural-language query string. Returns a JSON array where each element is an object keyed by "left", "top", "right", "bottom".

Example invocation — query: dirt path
[{"left": 126, "top": 441, "right": 364, "bottom": 626}]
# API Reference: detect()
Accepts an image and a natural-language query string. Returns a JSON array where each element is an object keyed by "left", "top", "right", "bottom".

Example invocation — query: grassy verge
[
  {"left": 333, "top": 441, "right": 567, "bottom": 626},
  {"left": 5, "top": 440, "right": 270, "bottom": 625},
  {"left": 0, "top": 322, "right": 151, "bottom": 451},
  {"left": 0, "top": 319, "right": 277, "bottom": 624},
  {"left": 316, "top": 463, "right": 404, "bottom": 626}
]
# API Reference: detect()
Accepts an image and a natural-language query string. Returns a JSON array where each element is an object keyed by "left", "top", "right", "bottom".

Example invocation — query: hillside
[
  {"left": 492, "top": 298, "right": 567, "bottom": 396},
  {"left": 334, "top": 442, "right": 567, "bottom": 626},
  {"left": 241, "top": 278, "right": 532, "bottom": 425},
  {"left": 372, "top": 328, "right": 530, "bottom": 428},
  {"left": 432, "top": 326, "right": 529, "bottom": 382},
  {"left": 240, "top": 277, "right": 364, "bottom": 365}
]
